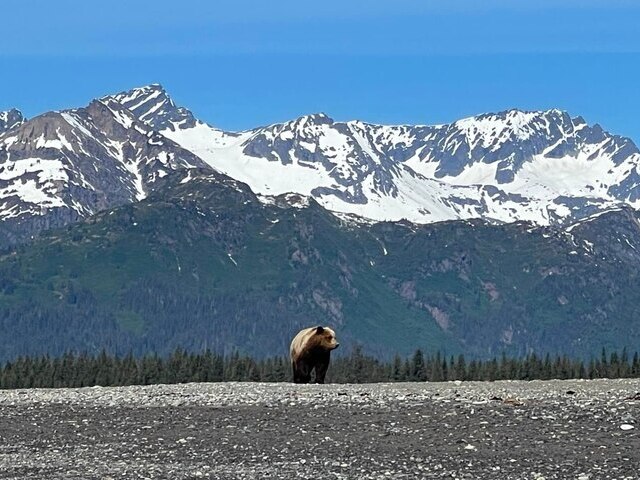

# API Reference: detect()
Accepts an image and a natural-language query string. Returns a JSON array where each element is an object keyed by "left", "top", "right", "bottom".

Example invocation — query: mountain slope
[
  {"left": 0, "top": 97, "right": 208, "bottom": 246},
  {"left": 108, "top": 85, "right": 640, "bottom": 226},
  {"left": 2, "top": 84, "right": 638, "bottom": 247},
  {"left": 0, "top": 169, "right": 457, "bottom": 360},
  {"left": 1, "top": 169, "right": 640, "bottom": 361}
]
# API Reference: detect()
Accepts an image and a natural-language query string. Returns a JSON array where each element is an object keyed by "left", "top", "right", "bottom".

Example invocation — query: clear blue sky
[{"left": 1, "top": 0, "right": 639, "bottom": 140}]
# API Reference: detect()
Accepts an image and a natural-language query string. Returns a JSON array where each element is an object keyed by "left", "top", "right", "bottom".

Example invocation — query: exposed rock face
[
  {"left": 112, "top": 85, "right": 639, "bottom": 227},
  {"left": 0, "top": 109, "right": 24, "bottom": 134},
  {"left": 0, "top": 97, "right": 207, "bottom": 246},
  {"left": 227, "top": 109, "right": 638, "bottom": 225},
  {"left": 3, "top": 84, "right": 640, "bottom": 247},
  {"left": 107, "top": 83, "right": 199, "bottom": 131}
]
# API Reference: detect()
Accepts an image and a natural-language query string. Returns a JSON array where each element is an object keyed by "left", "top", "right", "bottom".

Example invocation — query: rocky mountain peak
[
  {"left": 3, "top": 84, "right": 640, "bottom": 242},
  {"left": 155, "top": 95, "right": 640, "bottom": 227},
  {"left": 0, "top": 92, "right": 210, "bottom": 247},
  {"left": 0, "top": 108, "right": 25, "bottom": 134},
  {"left": 295, "top": 112, "right": 334, "bottom": 126},
  {"left": 256, "top": 112, "right": 335, "bottom": 137},
  {"left": 105, "top": 84, "right": 198, "bottom": 132},
  {"left": 453, "top": 108, "right": 575, "bottom": 145}
]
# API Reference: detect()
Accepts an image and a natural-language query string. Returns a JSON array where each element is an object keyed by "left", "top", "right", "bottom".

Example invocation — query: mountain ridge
[
  {"left": 0, "top": 95, "right": 210, "bottom": 246},
  {"left": 106, "top": 84, "right": 639, "bottom": 226},
  {"left": 1, "top": 83, "right": 639, "bottom": 247}
]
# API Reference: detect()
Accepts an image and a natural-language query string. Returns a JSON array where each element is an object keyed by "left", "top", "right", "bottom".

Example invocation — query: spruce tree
[{"left": 411, "top": 349, "right": 427, "bottom": 381}]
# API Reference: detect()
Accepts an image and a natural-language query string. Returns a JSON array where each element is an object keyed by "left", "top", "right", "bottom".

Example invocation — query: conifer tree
[
  {"left": 391, "top": 354, "right": 403, "bottom": 381},
  {"left": 411, "top": 349, "right": 427, "bottom": 381}
]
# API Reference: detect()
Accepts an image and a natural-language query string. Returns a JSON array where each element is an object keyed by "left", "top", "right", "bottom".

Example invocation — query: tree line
[{"left": 1, "top": 347, "right": 640, "bottom": 390}]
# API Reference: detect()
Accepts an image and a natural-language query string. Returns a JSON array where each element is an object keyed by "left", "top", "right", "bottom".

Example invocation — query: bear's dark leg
[
  {"left": 314, "top": 355, "right": 330, "bottom": 384},
  {"left": 292, "top": 361, "right": 312, "bottom": 384},
  {"left": 294, "top": 372, "right": 311, "bottom": 384}
]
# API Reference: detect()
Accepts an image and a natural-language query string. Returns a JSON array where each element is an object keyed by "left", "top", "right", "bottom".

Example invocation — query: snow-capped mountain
[
  {"left": 0, "top": 96, "right": 206, "bottom": 244},
  {"left": 0, "top": 109, "right": 24, "bottom": 134},
  {"left": 2, "top": 82, "right": 640, "bottom": 247},
  {"left": 4, "top": 84, "right": 640, "bottom": 358},
  {"left": 105, "top": 85, "right": 640, "bottom": 226},
  {"left": 107, "top": 84, "right": 199, "bottom": 132}
]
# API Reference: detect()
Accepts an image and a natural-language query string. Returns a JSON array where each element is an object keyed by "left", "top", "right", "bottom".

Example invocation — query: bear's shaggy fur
[{"left": 290, "top": 326, "right": 339, "bottom": 384}]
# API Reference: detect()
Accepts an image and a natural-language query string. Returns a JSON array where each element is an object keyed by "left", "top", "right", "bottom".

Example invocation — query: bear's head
[{"left": 314, "top": 326, "right": 339, "bottom": 351}]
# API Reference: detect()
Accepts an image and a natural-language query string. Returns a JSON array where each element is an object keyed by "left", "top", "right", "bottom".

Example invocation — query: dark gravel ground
[{"left": 0, "top": 380, "right": 639, "bottom": 479}]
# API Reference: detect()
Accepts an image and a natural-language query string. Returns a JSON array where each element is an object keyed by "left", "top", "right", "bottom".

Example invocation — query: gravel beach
[{"left": 0, "top": 379, "right": 639, "bottom": 479}]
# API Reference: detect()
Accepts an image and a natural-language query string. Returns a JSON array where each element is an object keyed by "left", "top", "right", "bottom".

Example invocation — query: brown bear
[{"left": 290, "top": 326, "right": 339, "bottom": 384}]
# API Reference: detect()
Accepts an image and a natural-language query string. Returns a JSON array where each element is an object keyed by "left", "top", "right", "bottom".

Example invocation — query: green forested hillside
[{"left": 1, "top": 170, "right": 640, "bottom": 361}]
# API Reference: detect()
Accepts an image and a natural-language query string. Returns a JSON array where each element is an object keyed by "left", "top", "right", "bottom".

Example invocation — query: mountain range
[
  {"left": 0, "top": 85, "right": 639, "bottom": 361},
  {"left": 112, "top": 84, "right": 640, "bottom": 226},
  {"left": 2, "top": 84, "right": 640, "bottom": 244}
]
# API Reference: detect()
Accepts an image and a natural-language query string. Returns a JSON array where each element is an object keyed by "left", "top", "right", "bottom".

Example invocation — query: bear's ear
[{"left": 315, "top": 326, "right": 325, "bottom": 334}]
